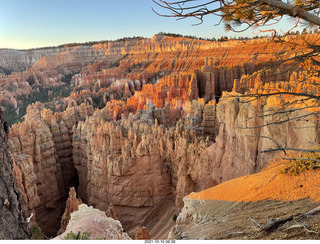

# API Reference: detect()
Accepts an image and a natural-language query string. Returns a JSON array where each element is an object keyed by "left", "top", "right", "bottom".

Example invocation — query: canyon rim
[{"left": 1, "top": 0, "right": 320, "bottom": 240}]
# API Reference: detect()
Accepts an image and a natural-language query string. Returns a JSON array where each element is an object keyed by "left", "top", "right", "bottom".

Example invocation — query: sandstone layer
[
  {"left": 1, "top": 33, "right": 302, "bottom": 126},
  {"left": 9, "top": 81, "right": 320, "bottom": 236},
  {"left": 133, "top": 226, "right": 151, "bottom": 240},
  {"left": 4, "top": 34, "right": 320, "bottom": 239},
  {"left": 8, "top": 103, "right": 93, "bottom": 236},
  {"left": 58, "top": 187, "right": 82, "bottom": 235}
]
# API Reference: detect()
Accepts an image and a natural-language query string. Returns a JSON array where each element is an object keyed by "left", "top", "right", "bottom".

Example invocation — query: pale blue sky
[{"left": 0, "top": 0, "right": 300, "bottom": 49}]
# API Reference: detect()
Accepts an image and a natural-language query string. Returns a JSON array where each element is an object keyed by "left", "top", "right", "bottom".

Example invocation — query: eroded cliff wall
[
  {"left": 1, "top": 34, "right": 298, "bottom": 126},
  {"left": 8, "top": 103, "right": 93, "bottom": 236},
  {"left": 5, "top": 34, "right": 320, "bottom": 238},
  {"left": 8, "top": 85, "right": 320, "bottom": 235}
]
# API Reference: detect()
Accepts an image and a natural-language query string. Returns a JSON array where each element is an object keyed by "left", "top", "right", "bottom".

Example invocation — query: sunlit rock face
[
  {"left": 0, "top": 33, "right": 296, "bottom": 120},
  {"left": 65, "top": 35, "right": 295, "bottom": 119},
  {"left": 0, "top": 48, "right": 65, "bottom": 73},
  {"left": 9, "top": 92, "right": 320, "bottom": 235},
  {"left": 9, "top": 69, "right": 320, "bottom": 234},
  {"left": 5, "top": 33, "right": 320, "bottom": 238}
]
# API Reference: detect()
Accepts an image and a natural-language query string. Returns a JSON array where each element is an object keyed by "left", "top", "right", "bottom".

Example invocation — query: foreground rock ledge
[{"left": 54, "top": 204, "right": 131, "bottom": 240}]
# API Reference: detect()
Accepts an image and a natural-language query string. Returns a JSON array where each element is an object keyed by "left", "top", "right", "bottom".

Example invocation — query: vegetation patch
[
  {"left": 63, "top": 231, "right": 91, "bottom": 240},
  {"left": 173, "top": 214, "right": 178, "bottom": 221},
  {"left": 31, "top": 225, "right": 46, "bottom": 240},
  {"left": 3, "top": 84, "right": 73, "bottom": 126},
  {"left": 281, "top": 152, "right": 320, "bottom": 176}
]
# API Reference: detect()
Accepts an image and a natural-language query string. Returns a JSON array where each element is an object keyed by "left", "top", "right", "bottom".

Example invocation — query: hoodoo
[{"left": 2, "top": 27, "right": 320, "bottom": 240}]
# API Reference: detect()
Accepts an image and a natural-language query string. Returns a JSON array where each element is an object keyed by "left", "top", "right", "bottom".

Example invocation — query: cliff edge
[{"left": 0, "top": 107, "right": 31, "bottom": 239}]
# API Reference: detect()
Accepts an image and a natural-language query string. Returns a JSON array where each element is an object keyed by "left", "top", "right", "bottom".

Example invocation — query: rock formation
[
  {"left": 12, "top": 154, "right": 40, "bottom": 228},
  {"left": 72, "top": 113, "right": 173, "bottom": 228},
  {"left": 8, "top": 110, "right": 62, "bottom": 236},
  {"left": 1, "top": 33, "right": 301, "bottom": 127},
  {"left": 58, "top": 187, "right": 82, "bottom": 235},
  {"left": 133, "top": 226, "right": 151, "bottom": 240},
  {"left": 0, "top": 107, "right": 31, "bottom": 239},
  {"left": 4, "top": 33, "right": 320, "bottom": 239},
  {"left": 9, "top": 76, "right": 320, "bottom": 237},
  {"left": 54, "top": 204, "right": 131, "bottom": 240},
  {"left": 8, "top": 103, "right": 93, "bottom": 236},
  {"left": 105, "top": 203, "right": 118, "bottom": 220}
]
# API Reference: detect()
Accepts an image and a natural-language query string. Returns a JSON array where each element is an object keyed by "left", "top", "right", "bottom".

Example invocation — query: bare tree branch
[
  {"left": 152, "top": 0, "right": 320, "bottom": 32},
  {"left": 260, "top": 147, "right": 320, "bottom": 154},
  {"left": 261, "top": 0, "right": 320, "bottom": 26},
  {"left": 246, "top": 135, "right": 286, "bottom": 155}
]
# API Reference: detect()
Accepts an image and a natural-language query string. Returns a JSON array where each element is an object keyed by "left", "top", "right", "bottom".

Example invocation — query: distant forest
[
  {"left": 16, "top": 28, "right": 316, "bottom": 51},
  {"left": 18, "top": 36, "right": 148, "bottom": 51},
  {"left": 157, "top": 31, "right": 272, "bottom": 42}
]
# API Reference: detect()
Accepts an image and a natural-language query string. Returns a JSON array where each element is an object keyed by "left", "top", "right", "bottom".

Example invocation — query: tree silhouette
[{"left": 152, "top": 0, "right": 320, "bottom": 31}]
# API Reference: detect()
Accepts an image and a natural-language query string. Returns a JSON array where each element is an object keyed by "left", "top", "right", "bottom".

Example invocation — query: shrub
[
  {"left": 63, "top": 231, "right": 91, "bottom": 240},
  {"left": 31, "top": 225, "right": 45, "bottom": 240},
  {"left": 173, "top": 214, "right": 178, "bottom": 221},
  {"left": 281, "top": 151, "right": 320, "bottom": 176}
]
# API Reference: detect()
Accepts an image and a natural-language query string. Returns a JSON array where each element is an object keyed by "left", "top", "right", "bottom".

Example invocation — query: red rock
[
  {"left": 58, "top": 187, "right": 82, "bottom": 235},
  {"left": 105, "top": 203, "right": 118, "bottom": 220},
  {"left": 134, "top": 226, "right": 151, "bottom": 240},
  {"left": 8, "top": 103, "right": 93, "bottom": 236}
]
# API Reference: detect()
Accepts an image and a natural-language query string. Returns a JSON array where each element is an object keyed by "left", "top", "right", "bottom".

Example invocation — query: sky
[{"left": 0, "top": 0, "right": 301, "bottom": 50}]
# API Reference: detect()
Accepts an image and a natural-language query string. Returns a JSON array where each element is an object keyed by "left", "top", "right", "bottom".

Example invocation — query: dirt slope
[
  {"left": 141, "top": 199, "right": 178, "bottom": 239},
  {"left": 189, "top": 161, "right": 320, "bottom": 202},
  {"left": 170, "top": 161, "right": 320, "bottom": 240}
]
